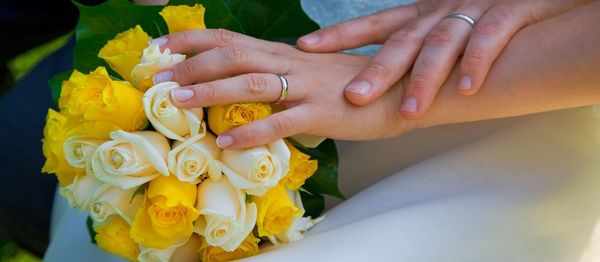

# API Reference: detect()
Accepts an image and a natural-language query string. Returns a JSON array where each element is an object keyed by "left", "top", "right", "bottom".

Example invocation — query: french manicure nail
[
  {"left": 170, "top": 88, "right": 194, "bottom": 103},
  {"left": 346, "top": 80, "right": 372, "bottom": 96},
  {"left": 401, "top": 96, "right": 418, "bottom": 113},
  {"left": 458, "top": 75, "right": 472, "bottom": 90},
  {"left": 148, "top": 37, "right": 168, "bottom": 46},
  {"left": 216, "top": 135, "right": 234, "bottom": 148},
  {"left": 299, "top": 34, "right": 321, "bottom": 45},
  {"left": 153, "top": 71, "right": 173, "bottom": 84}
]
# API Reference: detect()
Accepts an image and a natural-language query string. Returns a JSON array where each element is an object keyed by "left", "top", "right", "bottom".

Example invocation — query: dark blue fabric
[{"left": 0, "top": 37, "right": 74, "bottom": 256}]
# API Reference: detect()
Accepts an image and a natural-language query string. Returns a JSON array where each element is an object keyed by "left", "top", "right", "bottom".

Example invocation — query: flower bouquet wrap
[{"left": 42, "top": 0, "right": 343, "bottom": 261}]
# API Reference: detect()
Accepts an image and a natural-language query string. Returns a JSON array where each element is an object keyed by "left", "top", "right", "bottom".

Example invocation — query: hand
[
  {"left": 151, "top": 29, "right": 416, "bottom": 149},
  {"left": 297, "top": 0, "right": 589, "bottom": 119}
]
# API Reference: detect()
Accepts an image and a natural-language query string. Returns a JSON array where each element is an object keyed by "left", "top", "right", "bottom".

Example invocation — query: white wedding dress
[{"left": 44, "top": 1, "right": 600, "bottom": 261}]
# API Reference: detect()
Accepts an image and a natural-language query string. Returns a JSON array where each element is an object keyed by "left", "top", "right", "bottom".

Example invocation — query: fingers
[
  {"left": 216, "top": 107, "right": 313, "bottom": 149},
  {"left": 343, "top": 18, "right": 435, "bottom": 106},
  {"left": 401, "top": 12, "right": 478, "bottom": 119},
  {"left": 153, "top": 45, "right": 290, "bottom": 85},
  {"left": 150, "top": 28, "right": 293, "bottom": 56},
  {"left": 297, "top": 5, "right": 418, "bottom": 52},
  {"left": 458, "top": 5, "right": 529, "bottom": 95},
  {"left": 170, "top": 73, "right": 302, "bottom": 108}
]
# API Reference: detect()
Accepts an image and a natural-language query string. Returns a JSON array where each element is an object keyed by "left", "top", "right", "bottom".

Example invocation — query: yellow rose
[
  {"left": 208, "top": 103, "right": 271, "bottom": 135},
  {"left": 159, "top": 4, "right": 206, "bottom": 33},
  {"left": 253, "top": 184, "right": 302, "bottom": 237},
  {"left": 130, "top": 175, "right": 200, "bottom": 249},
  {"left": 59, "top": 67, "right": 147, "bottom": 131},
  {"left": 280, "top": 143, "right": 318, "bottom": 191},
  {"left": 200, "top": 233, "right": 260, "bottom": 262},
  {"left": 42, "top": 109, "right": 121, "bottom": 186},
  {"left": 98, "top": 25, "right": 151, "bottom": 82},
  {"left": 95, "top": 216, "right": 141, "bottom": 261}
]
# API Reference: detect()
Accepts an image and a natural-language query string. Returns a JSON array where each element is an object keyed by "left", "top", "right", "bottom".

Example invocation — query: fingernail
[
  {"left": 458, "top": 75, "right": 472, "bottom": 90},
  {"left": 401, "top": 96, "right": 418, "bottom": 113},
  {"left": 170, "top": 88, "right": 194, "bottom": 103},
  {"left": 216, "top": 135, "right": 234, "bottom": 148},
  {"left": 299, "top": 34, "right": 321, "bottom": 45},
  {"left": 346, "top": 80, "right": 371, "bottom": 96},
  {"left": 148, "top": 37, "right": 167, "bottom": 46},
  {"left": 153, "top": 71, "right": 173, "bottom": 84}
]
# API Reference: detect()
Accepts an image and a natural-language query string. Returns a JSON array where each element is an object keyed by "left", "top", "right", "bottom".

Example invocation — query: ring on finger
[
  {"left": 274, "top": 74, "right": 289, "bottom": 104},
  {"left": 444, "top": 13, "right": 477, "bottom": 27}
]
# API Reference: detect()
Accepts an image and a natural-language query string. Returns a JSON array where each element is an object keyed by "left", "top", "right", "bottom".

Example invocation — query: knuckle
[
  {"left": 175, "top": 61, "right": 197, "bottom": 81},
  {"left": 223, "top": 45, "right": 249, "bottom": 66},
  {"left": 387, "top": 28, "right": 419, "bottom": 46},
  {"left": 475, "top": 7, "right": 511, "bottom": 37},
  {"left": 244, "top": 74, "right": 267, "bottom": 96},
  {"left": 407, "top": 73, "right": 430, "bottom": 92},
  {"left": 424, "top": 24, "right": 453, "bottom": 47},
  {"left": 211, "top": 28, "right": 235, "bottom": 46},
  {"left": 463, "top": 47, "right": 487, "bottom": 65},
  {"left": 180, "top": 30, "right": 198, "bottom": 45},
  {"left": 364, "top": 14, "right": 383, "bottom": 28},
  {"left": 365, "top": 62, "right": 391, "bottom": 79},
  {"left": 269, "top": 115, "right": 293, "bottom": 135},
  {"left": 200, "top": 82, "right": 217, "bottom": 101}
]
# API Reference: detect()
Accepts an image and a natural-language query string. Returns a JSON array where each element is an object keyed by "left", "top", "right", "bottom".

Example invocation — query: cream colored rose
[
  {"left": 138, "top": 244, "right": 180, "bottom": 262},
  {"left": 290, "top": 134, "right": 326, "bottom": 148},
  {"left": 89, "top": 184, "right": 144, "bottom": 225},
  {"left": 143, "top": 82, "right": 205, "bottom": 141},
  {"left": 138, "top": 235, "right": 202, "bottom": 262},
  {"left": 59, "top": 174, "right": 103, "bottom": 211},
  {"left": 194, "top": 177, "right": 257, "bottom": 252},
  {"left": 92, "top": 130, "right": 170, "bottom": 189},
  {"left": 131, "top": 43, "right": 185, "bottom": 90},
  {"left": 219, "top": 139, "right": 290, "bottom": 196},
  {"left": 63, "top": 136, "right": 105, "bottom": 170},
  {"left": 267, "top": 190, "right": 324, "bottom": 245},
  {"left": 168, "top": 133, "right": 221, "bottom": 183}
]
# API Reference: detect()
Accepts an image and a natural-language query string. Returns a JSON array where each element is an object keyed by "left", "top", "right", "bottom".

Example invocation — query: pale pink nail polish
[
  {"left": 148, "top": 37, "right": 167, "bottom": 46},
  {"left": 458, "top": 76, "right": 472, "bottom": 90},
  {"left": 401, "top": 96, "right": 418, "bottom": 113},
  {"left": 153, "top": 71, "right": 173, "bottom": 84},
  {"left": 299, "top": 34, "right": 321, "bottom": 45},
  {"left": 346, "top": 80, "right": 371, "bottom": 96},
  {"left": 170, "top": 89, "right": 194, "bottom": 103},
  {"left": 216, "top": 135, "right": 234, "bottom": 148}
]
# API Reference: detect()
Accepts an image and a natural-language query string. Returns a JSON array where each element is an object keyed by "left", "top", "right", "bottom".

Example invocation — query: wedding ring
[
  {"left": 444, "top": 13, "right": 476, "bottom": 27},
  {"left": 275, "top": 74, "right": 289, "bottom": 104}
]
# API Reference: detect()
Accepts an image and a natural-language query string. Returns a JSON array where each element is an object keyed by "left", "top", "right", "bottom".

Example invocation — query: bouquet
[{"left": 41, "top": 0, "right": 343, "bottom": 261}]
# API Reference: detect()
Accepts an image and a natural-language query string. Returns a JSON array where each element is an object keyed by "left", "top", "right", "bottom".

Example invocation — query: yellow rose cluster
[{"left": 42, "top": 4, "right": 324, "bottom": 262}]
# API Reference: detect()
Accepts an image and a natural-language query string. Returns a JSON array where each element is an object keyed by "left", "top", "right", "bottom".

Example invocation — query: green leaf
[
  {"left": 300, "top": 190, "right": 324, "bottom": 218},
  {"left": 48, "top": 70, "right": 72, "bottom": 106},
  {"left": 86, "top": 216, "right": 97, "bottom": 244},
  {"left": 291, "top": 138, "right": 345, "bottom": 199},
  {"left": 224, "top": 0, "right": 319, "bottom": 44},
  {"left": 130, "top": 183, "right": 148, "bottom": 204},
  {"left": 72, "top": 0, "right": 244, "bottom": 74}
]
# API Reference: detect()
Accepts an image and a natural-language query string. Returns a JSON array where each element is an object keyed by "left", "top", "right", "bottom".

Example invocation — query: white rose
[
  {"left": 290, "top": 134, "right": 326, "bottom": 148},
  {"left": 88, "top": 184, "right": 144, "bottom": 225},
  {"left": 131, "top": 43, "right": 185, "bottom": 90},
  {"left": 168, "top": 133, "right": 221, "bottom": 183},
  {"left": 219, "top": 139, "right": 290, "bottom": 196},
  {"left": 59, "top": 174, "right": 103, "bottom": 211},
  {"left": 267, "top": 190, "right": 324, "bottom": 245},
  {"left": 139, "top": 235, "right": 202, "bottom": 262},
  {"left": 194, "top": 177, "right": 257, "bottom": 252},
  {"left": 92, "top": 130, "right": 170, "bottom": 189},
  {"left": 143, "top": 82, "right": 205, "bottom": 141},
  {"left": 63, "top": 136, "right": 105, "bottom": 170}
]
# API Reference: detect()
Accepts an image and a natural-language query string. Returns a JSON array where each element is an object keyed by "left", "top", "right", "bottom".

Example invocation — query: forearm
[{"left": 416, "top": 0, "right": 600, "bottom": 129}]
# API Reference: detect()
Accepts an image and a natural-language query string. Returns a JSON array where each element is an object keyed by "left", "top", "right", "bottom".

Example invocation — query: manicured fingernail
[
  {"left": 216, "top": 135, "right": 234, "bottom": 148},
  {"left": 153, "top": 71, "right": 173, "bottom": 84},
  {"left": 170, "top": 88, "right": 194, "bottom": 103},
  {"left": 148, "top": 37, "right": 167, "bottom": 46},
  {"left": 299, "top": 34, "right": 321, "bottom": 45},
  {"left": 401, "top": 96, "right": 418, "bottom": 113},
  {"left": 458, "top": 75, "right": 472, "bottom": 90},
  {"left": 346, "top": 80, "right": 371, "bottom": 96}
]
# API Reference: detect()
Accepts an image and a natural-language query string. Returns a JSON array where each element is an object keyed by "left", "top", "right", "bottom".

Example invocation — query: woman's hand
[
  {"left": 151, "top": 29, "right": 416, "bottom": 149},
  {"left": 297, "top": 0, "right": 590, "bottom": 119}
]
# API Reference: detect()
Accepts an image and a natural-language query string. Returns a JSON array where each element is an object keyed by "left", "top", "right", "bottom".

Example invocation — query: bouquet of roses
[{"left": 41, "top": 0, "right": 343, "bottom": 261}]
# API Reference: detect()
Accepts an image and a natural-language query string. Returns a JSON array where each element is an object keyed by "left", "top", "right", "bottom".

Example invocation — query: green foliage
[{"left": 300, "top": 190, "right": 324, "bottom": 218}]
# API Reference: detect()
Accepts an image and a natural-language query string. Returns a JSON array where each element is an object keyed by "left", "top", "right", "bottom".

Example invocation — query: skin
[
  {"left": 297, "top": 0, "right": 592, "bottom": 119},
  {"left": 154, "top": 0, "right": 600, "bottom": 149}
]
